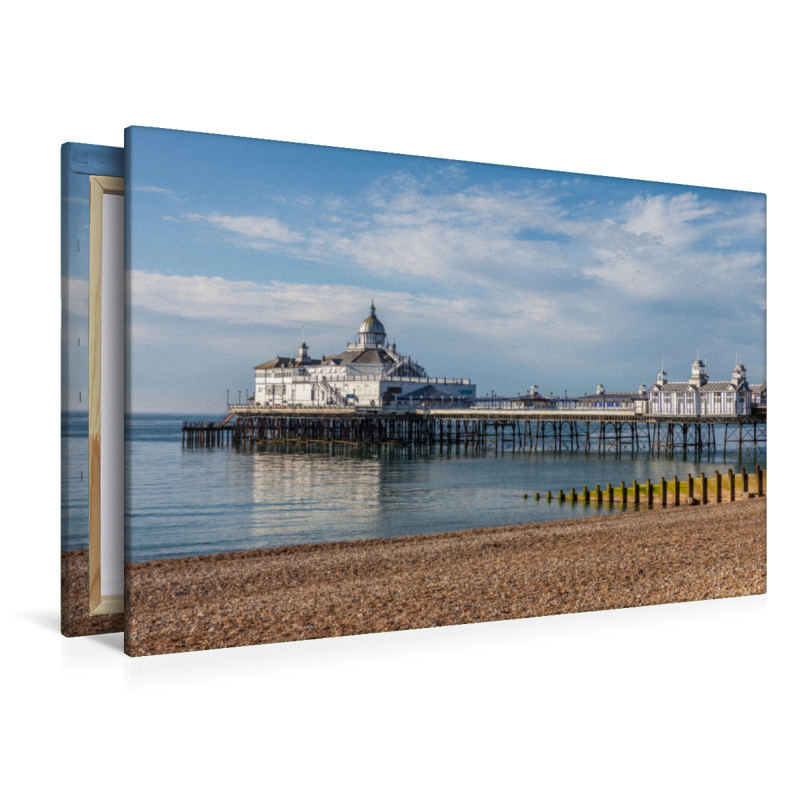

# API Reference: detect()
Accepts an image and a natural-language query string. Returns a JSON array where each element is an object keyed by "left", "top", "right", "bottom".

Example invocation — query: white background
[{"left": 1, "top": 2, "right": 796, "bottom": 798}]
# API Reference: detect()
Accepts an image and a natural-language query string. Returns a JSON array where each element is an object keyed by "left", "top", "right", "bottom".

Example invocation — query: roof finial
[{"left": 370, "top": 299, "right": 375, "bottom": 315}]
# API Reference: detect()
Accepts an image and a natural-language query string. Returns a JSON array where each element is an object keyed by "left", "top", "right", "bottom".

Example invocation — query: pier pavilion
[
  {"left": 648, "top": 359, "right": 753, "bottom": 417},
  {"left": 253, "top": 302, "right": 476, "bottom": 408}
]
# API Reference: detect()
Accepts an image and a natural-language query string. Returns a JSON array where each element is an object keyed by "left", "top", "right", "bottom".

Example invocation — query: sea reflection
[{"left": 91, "top": 413, "right": 768, "bottom": 563}]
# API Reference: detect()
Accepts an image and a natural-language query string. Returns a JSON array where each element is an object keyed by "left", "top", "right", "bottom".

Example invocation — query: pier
[{"left": 182, "top": 405, "right": 766, "bottom": 456}]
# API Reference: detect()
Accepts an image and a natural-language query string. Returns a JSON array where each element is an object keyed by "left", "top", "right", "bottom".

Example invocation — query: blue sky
[{"left": 126, "top": 126, "right": 766, "bottom": 413}]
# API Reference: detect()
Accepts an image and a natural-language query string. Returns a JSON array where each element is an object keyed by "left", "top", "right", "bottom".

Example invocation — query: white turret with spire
[{"left": 689, "top": 354, "right": 708, "bottom": 387}]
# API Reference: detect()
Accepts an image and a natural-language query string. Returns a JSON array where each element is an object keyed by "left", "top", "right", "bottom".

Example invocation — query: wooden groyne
[
  {"left": 181, "top": 406, "right": 766, "bottom": 456},
  {"left": 531, "top": 466, "right": 766, "bottom": 508}
]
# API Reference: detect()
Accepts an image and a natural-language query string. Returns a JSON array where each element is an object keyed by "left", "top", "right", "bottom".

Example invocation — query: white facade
[
  {"left": 648, "top": 360, "right": 752, "bottom": 417},
  {"left": 253, "top": 303, "right": 476, "bottom": 408}
]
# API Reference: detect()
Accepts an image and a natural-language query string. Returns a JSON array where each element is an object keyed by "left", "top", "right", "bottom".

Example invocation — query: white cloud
[
  {"left": 127, "top": 271, "right": 592, "bottom": 366},
  {"left": 133, "top": 185, "right": 186, "bottom": 201},
  {"left": 621, "top": 192, "right": 718, "bottom": 248},
  {"left": 142, "top": 177, "right": 764, "bottom": 384},
  {"left": 182, "top": 212, "right": 304, "bottom": 243}
]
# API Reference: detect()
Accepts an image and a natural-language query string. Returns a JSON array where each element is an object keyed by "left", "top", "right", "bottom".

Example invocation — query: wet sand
[{"left": 124, "top": 496, "right": 767, "bottom": 657}]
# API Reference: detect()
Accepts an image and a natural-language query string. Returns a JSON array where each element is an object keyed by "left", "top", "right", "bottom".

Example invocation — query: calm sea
[{"left": 61, "top": 412, "right": 767, "bottom": 563}]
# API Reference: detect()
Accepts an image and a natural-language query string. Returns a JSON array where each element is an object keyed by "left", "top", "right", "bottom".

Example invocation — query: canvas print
[
  {"left": 123, "top": 126, "right": 766, "bottom": 657},
  {"left": 61, "top": 142, "right": 124, "bottom": 636}
]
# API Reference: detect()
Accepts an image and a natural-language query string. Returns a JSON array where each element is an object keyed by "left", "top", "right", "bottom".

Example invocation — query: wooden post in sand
[
  {"left": 570, "top": 488, "right": 576, "bottom": 503},
  {"left": 596, "top": 485, "right": 602, "bottom": 504},
  {"left": 741, "top": 466, "right": 748, "bottom": 493},
  {"left": 701, "top": 473, "right": 708, "bottom": 504},
  {"left": 621, "top": 481, "right": 627, "bottom": 506},
  {"left": 756, "top": 465, "right": 763, "bottom": 497},
  {"left": 558, "top": 489, "right": 565, "bottom": 502},
  {"left": 687, "top": 473, "right": 694, "bottom": 500},
  {"left": 674, "top": 476, "right": 680, "bottom": 506},
  {"left": 715, "top": 470, "right": 721, "bottom": 503},
  {"left": 546, "top": 491, "right": 552, "bottom": 502},
  {"left": 660, "top": 477, "right": 667, "bottom": 507},
  {"left": 647, "top": 479, "right": 653, "bottom": 506},
  {"left": 728, "top": 468, "right": 735, "bottom": 501},
  {"left": 633, "top": 480, "right": 640, "bottom": 505},
  {"left": 607, "top": 483, "right": 614, "bottom": 505}
]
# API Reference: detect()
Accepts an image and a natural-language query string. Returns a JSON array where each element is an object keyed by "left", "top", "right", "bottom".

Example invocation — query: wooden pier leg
[
  {"left": 621, "top": 481, "right": 627, "bottom": 507},
  {"left": 728, "top": 468, "right": 735, "bottom": 502},
  {"left": 674, "top": 475, "right": 680, "bottom": 506},
  {"left": 546, "top": 491, "right": 552, "bottom": 502},
  {"left": 701, "top": 473, "right": 708, "bottom": 504},
  {"left": 660, "top": 477, "right": 667, "bottom": 507},
  {"left": 558, "top": 489, "right": 565, "bottom": 502},
  {"left": 570, "top": 488, "right": 576, "bottom": 503}
]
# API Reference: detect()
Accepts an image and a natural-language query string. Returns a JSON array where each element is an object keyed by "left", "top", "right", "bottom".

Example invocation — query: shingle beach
[
  {"left": 124, "top": 496, "right": 766, "bottom": 657},
  {"left": 61, "top": 549, "right": 123, "bottom": 637}
]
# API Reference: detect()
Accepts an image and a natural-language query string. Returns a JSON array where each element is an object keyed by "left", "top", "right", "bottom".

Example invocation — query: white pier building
[
  {"left": 253, "top": 303, "right": 476, "bottom": 408},
  {"left": 648, "top": 359, "right": 753, "bottom": 416}
]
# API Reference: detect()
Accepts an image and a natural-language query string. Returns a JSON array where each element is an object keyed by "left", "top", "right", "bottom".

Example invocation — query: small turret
[
  {"left": 689, "top": 358, "right": 708, "bottom": 387},
  {"left": 731, "top": 362, "right": 747, "bottom": 386},
  {"left": 655, "top": 369, "right": 668, "bottom": 388},
  {"left": 597, "top": 383, "right": 605, "bottom": 395}
]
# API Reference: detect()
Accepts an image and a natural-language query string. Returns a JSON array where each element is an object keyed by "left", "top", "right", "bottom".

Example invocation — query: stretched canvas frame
[
  {"left": 88, "top": 174, "right": 124, "bottom": 615},
  {"left": 61, "top": 142, "right": 124, "bottom": 637}
]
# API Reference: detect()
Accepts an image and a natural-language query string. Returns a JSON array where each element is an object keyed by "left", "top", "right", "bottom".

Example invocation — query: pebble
[{"left": 124, "top": 497, "right": 767, "bottom": 656}]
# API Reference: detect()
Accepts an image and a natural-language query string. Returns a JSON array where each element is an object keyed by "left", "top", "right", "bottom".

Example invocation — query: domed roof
[{"left": 358, "top": 301, "right": 386, "bottom": 335}]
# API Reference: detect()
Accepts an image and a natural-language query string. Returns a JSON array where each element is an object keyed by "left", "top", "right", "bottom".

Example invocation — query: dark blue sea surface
[{"left": 62, "top": 412, "right": 767, "bottom": 562}]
